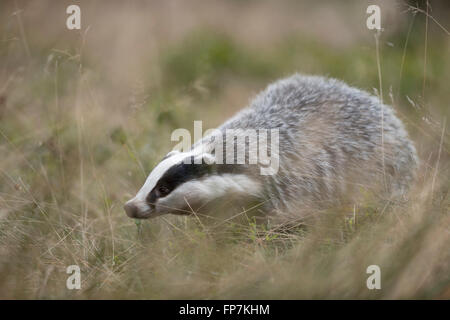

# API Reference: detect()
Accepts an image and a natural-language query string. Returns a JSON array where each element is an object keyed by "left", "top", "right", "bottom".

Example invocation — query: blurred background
[{"left": 0, "top": 0, "right": 448, "bottom": 299}]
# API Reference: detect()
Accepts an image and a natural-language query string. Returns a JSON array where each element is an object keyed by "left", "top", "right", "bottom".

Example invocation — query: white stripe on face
[{"left": 134, "top": 151, "right": 193, "bottom": 202}]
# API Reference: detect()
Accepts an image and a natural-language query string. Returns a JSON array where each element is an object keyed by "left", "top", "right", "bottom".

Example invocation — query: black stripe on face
[
  {"left": 145, "top": 154, "right": 249, "bottom": 209},
  {"left": 146, "top": 156, "right": 212, "bottom": 208}
]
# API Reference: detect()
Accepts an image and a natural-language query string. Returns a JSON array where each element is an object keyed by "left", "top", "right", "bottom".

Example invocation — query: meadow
[{"left": 0, "top": 0, "right": 448, "bottom": 299}]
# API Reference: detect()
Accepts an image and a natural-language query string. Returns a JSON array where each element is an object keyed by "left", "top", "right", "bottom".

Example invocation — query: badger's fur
[{"left": 124, "top": 74, "right": 418, "bottom": 223}]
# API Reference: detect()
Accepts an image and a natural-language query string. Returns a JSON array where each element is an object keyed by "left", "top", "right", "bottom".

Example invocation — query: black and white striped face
[{"left": 124, "top": 150, "right": 262, "bottom": 219}]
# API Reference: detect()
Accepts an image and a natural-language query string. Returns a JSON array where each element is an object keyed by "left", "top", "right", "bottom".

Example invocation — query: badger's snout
[
  {"left": 123, "top": 198, "right": 153, "bottom": 219},
  {"left": 123, "top": 201, "right": 139, "bottom": 218}
]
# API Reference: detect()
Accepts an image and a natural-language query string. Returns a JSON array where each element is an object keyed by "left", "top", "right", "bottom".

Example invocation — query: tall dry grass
[{"left": 0, "top": 0, "right": 448, "bottom": 299}]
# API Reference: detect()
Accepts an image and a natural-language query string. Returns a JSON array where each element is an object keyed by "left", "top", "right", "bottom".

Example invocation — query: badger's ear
[
  {"left": 202, "top": 153, "right": 216, "bottom": 165},
  {"left": 193, "top": 153, "right": 216, "bottom": 165}
]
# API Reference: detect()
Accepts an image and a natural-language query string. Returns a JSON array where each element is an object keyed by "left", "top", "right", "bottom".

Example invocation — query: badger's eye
[{"left": 158, "top": 185, "right": 170, "bottom": 197}]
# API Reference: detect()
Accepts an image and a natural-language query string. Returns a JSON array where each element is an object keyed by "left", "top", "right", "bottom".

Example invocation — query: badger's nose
[{"left": 124, "top": 202, "right": 138, "bottom": 218}]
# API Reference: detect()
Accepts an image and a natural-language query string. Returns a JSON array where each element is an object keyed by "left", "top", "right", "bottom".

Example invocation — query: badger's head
[{"left": 123, "top": 150, "right": 263, "bottom": 219}]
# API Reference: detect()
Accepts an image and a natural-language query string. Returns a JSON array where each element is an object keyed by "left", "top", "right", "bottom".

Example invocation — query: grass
[{"left": 0, "top": 0, "right": 449, "bottom": 299}]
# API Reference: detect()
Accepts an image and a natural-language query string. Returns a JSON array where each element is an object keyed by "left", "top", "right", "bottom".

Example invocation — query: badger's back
[{"left": 208, "top": 74, "right": 418, "bottom": 218}]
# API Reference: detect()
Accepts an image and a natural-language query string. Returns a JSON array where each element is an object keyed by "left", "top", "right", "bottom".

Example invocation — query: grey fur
[{"left": 194, "top": 74, "right": 418, "bottom": 219}]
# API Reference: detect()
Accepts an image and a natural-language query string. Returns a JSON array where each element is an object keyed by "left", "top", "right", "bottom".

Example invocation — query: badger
[{"left": 124, "top": 74, "right": 418, "bottom": 223}]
